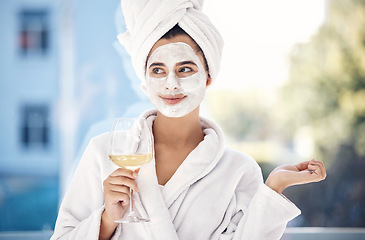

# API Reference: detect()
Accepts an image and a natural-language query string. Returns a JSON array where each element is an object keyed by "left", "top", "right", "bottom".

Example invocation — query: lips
[{"left": 160, "top": 94, "right": 186, "bottom": 105}]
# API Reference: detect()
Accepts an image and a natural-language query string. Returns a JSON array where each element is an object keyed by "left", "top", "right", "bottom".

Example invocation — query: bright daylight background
[
  {"left": 205, "top": 0, "right": 326, "bottom": 90},
  {"left": 0, "top": 0, "right": 364, "bottom": 238},
  {"left": 203, "top": 0, "right": 327, "bottom": 164}
]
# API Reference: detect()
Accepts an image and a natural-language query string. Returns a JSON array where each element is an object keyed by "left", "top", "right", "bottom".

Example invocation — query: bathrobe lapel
[
  {"left": 133, "top": 110, "right": 225, "bottom": 239},
  {"left": 136, "top": 158, "right": 179, "bottom": 240},
  {"left": 162, "top": 126, "right": 223, "bottom": 208},
  {"left": 133, "top": 111, "right": 178, "bottom": 239}
]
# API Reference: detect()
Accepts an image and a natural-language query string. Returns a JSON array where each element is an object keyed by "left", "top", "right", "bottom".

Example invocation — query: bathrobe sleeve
[
  {"left": 238, "top": 184, "right": 301, "bottom": 239},
  {"left": 51, "top": 135, "right": 114, "bottom": 240},
  {"left": 218, "top": 155, "right": 301, "bottom": 240}
]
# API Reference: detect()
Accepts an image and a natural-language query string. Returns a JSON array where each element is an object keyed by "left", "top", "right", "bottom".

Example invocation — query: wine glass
[{"left": 108, "top": 118, "right": 153, "bottom": 223}]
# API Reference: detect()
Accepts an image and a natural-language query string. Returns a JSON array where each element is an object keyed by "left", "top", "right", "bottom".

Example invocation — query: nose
[{"left": 164, "top": 73, "right": 179, "bottom": 90}]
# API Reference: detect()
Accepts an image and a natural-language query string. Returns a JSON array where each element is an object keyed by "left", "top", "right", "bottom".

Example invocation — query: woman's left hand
[{"left": 265, "top": 159, "right": 326, "bottom": 194}]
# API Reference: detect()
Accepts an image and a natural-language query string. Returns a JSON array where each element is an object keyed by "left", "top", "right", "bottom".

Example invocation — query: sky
[{"left": 204, "top": 0, "right": 327, "bottom": 90}]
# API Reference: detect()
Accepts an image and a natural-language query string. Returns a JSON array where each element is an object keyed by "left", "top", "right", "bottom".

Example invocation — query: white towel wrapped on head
[{"left": 117, "top": 0, "right": 224, "bottom": 83}]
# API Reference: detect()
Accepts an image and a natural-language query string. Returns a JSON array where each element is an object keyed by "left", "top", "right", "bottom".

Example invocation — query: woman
[{"left": 51, "top": 1, "right": 326, "bottom": 240}]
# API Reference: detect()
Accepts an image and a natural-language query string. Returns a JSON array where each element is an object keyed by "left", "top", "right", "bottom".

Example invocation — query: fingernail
[{"left": 132, "top": 172, "right": 138, "bottom": 177}]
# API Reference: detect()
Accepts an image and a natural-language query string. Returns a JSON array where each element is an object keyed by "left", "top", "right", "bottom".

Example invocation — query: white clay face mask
[{"left": 143, "top": 42, "right": 207, "bottom": 118}]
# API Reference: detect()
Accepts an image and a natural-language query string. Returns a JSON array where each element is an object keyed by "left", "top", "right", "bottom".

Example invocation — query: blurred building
[
  {"left": 0, "top": 0, "right": 60, "bottom": 177},
  {"left": 0, "top": 0, "right": 150, "bottom": 231}
]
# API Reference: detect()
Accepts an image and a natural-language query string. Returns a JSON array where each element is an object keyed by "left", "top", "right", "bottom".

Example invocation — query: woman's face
[{"left": 143, "top": 35, "right": 211, "bottom": 118}]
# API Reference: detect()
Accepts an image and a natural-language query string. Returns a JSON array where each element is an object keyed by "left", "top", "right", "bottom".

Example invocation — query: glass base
[
  {"left": 115, "top": 214, "right": 150, "bottom": 223},
  {"left": 115, "top": 206, "right": 149, "bottom": 223}
]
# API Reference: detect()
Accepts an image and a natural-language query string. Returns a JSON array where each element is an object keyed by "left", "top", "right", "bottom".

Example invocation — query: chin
[
  {"left": 160, "top": 106, "right": 198, "bottom": 118},
  {"left": 160, "top": 111, "right": 186, "bottom": 118}
]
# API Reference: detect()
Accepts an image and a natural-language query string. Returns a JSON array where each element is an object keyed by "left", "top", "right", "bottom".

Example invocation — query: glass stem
[{"left": 129, "top": 188, "right": 134, "bottom": 216}]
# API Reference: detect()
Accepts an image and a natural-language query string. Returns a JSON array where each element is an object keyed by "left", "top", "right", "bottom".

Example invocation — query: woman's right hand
[
  {"left": 102, "top": 168, "right": 140, "bottom": 221},
  {"left": 99, "top": 168, "right": 139, "bottom": 240}
]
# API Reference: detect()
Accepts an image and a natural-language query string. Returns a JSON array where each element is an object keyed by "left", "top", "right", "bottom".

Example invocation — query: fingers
[
  {"left": 107, "top": 184, "right": 130, "bottom": 195},
  {"left": 111, "top": 168, "right": 139, "bottom": 179},
  {"left": 107, "top": 188, "right": 131, "bottom": 206},
  {"left": 107, "top": 168, "right": 139, "bottom": 190},
  {"left": 295, "top": 159, "right": 326, "bottom": 181},
  {"left": 103, "top": 168, "right": 140, "bottom": 206},
  {"left": 308, "top": 159, "right": 326, "bottom": 181},
  {"left": 267, "top": 159, "right": 327, "bottom": 193},
  {"left": 295, "top": 161, "right": 311, "bottom": 171},
  {"left": 102, "top": 168, "right": 141, "bottom": 220},
  {"left": 108, "top": 175, "right": 139, "bottom": 192}
]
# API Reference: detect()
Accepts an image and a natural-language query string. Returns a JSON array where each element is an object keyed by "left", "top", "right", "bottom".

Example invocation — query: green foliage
[
  {"left": 206, "top": 89, "right": 274, "bottom": 142},
  {"left": 206, "top": 89, "right": 287, "bottom": 164},
  {"left": 279, "top": 0, "right": 365, "bottom": 161},
  {"left": 207, "top": 0, "right": 365, "bottom": 164},
  {"left": 207, "top": 0, "right": 365, "bottom": 227}
]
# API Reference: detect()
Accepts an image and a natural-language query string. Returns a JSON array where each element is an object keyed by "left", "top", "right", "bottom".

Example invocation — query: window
[
  {"left": 18, "top": 10, "right": 49, "bottom": 56},
  {"left": 21, "top": 105, "right": 49, "bottom": 148}
]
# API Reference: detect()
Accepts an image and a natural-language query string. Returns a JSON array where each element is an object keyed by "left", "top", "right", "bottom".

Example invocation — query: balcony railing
[
  {"left": 0, "top": 228, "right": 364, "bottom": 240},
  {"left": 282, "top": 228, "right": 365, "bottom": 240}
]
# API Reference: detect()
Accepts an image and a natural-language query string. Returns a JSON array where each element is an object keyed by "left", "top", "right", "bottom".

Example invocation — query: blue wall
[
  {"left": 0, "top": 0, "right": 60, "bottom": 176},
  {"left": 0, "top": 0, "right": 151, "bottom": 231}
]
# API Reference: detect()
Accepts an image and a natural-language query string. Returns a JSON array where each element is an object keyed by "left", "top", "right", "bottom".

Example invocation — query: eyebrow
[
  {"left": 148, "top": 61, "right": 197, "bottom": 69},
  {"left": 149, "top": 62, "right": 165, "bottom": 69},
  {"left": 176, "top": 61, "right": 197, "bottom": 66}
]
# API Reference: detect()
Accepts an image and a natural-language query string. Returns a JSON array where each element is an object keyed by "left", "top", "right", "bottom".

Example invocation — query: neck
[{"left": 152, "top": 107, "right": 204, "bottom": 147}]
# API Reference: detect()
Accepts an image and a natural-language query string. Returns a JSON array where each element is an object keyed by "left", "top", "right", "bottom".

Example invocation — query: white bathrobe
[{"left": 51, "top": 110, "right": 300, "bottom": 240}]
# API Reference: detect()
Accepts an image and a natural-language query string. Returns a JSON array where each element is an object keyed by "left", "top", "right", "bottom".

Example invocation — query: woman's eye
[
  {"left": 179, "top": 67, "right": 192, "bottom": 73},
  {"left": 176, "top": 66, "right": 196, "bottom": 78},
  {"left": 153, "top": 68, "right": 164, "bottom": 74}
]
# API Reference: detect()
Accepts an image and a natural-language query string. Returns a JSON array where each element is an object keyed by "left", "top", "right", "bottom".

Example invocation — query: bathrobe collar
[{"left": 134, "top": 109, "right": 225, "bottom": 235}]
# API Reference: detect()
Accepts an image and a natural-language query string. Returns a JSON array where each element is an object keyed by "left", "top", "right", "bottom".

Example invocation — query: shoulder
[
  {"left": 220, "top": 147, "right": 262, "bottom": 177},
  {"left": 84, "top": 131, "right": 110, "bottom": 155},
  {"left": 89, "top": 131, "right": 110, "bottom": 145},
  {"left": 79, "top": 131, "right": 110, "bottom": 167},
  {"left": 79, "top": 131, "right": 116, "bottom": 179}
]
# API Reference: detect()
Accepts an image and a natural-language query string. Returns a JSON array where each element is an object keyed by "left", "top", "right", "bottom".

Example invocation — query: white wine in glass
[
  {"left": 108, "top": 118, "right": 153, "bottom": 223},
  {"left": 109, "top": 154, "right": 153, "bottom": 171}
]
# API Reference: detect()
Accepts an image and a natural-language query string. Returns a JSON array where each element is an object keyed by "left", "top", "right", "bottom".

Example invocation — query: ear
[{"left": 206, "top": 74, "right": 212, "bottom": 87}]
